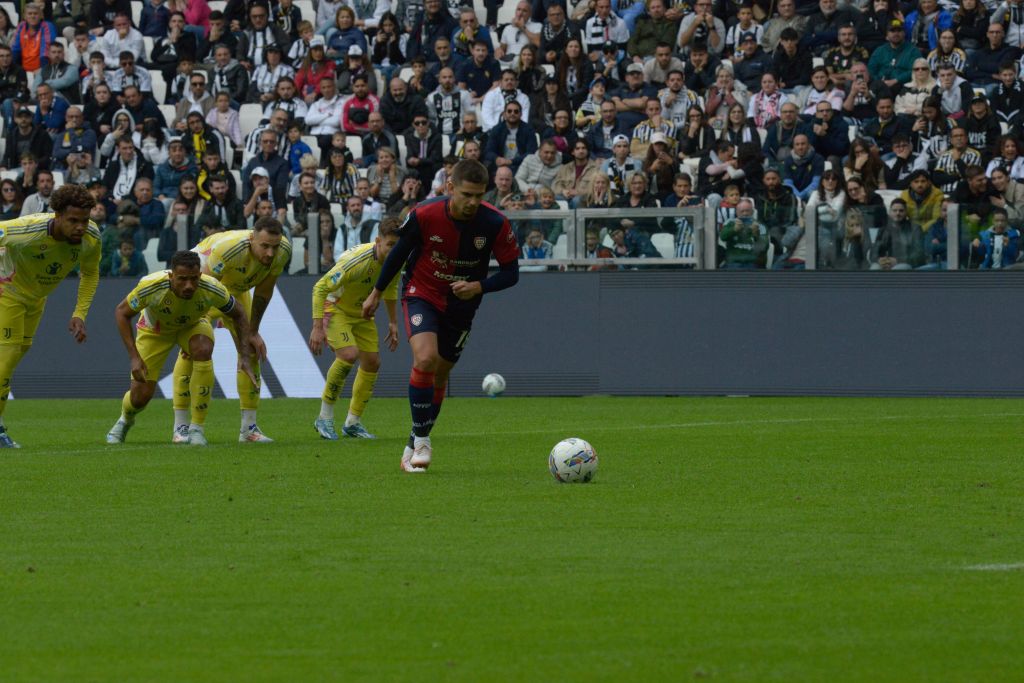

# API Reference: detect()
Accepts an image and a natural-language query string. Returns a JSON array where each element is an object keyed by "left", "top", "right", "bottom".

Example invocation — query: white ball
[
  {"left": 549, "top": 438, "right": 598, "bottom": 483},
  {"left": 481, "top": 373, "right": 506, "bottom": 397}
]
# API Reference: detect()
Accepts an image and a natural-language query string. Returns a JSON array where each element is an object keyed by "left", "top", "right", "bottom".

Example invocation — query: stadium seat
[
  {"left": 301, "top": 136, "right": 320, "bottom": 163},
  {"left": 150, "top": 71, "right": 167, "bottom": 104},
  {"left": 289, "top": 237, "right": 305, "bottom": 274},
  {"left": 396, "top": 136, "right": 408, "bottom": 165},
  {"left": 1001, "top": 122, "right": 1011, "bottom": 135},
  {"left": 142, "top": 37, "right": 153, "bottom": 61},
  {"left": 207, "top": 1, "right": 226, "bottom": 12},
  {"left": 442, "top": 136, "right": 451, "bottom": 156},
  {"left": 398, "top": 67, "right": 414, "bottom": 83},
  {"left": 757, "top": 128, "right": 767, "bottom": 145},
  {"left": 553, "top": 234, "right": 567, "bottom": 258},
  {"left": 682, "top": 157, "right": 699, "bottom": 177},
  {"left": 848, "top": 126, "right": 857, "bottom": 142},
  {"left": 330, "top": 202, "right": 345, "bottom": 230},
  {"left": 345, "top": 135, "right": 362, "bottom": 160},
  {"left": 52, "top": 171, "right": 64, "bottom": 186},
  {"left": 497, "top": 2, "right": 516, "bottom": 24},
  {"left": 143, "top": 237, "right": 160, "bottom": 272},
  {"left": 651, "top": 233, "right": 674, "bottom": 258},
  {"left": 230, "top": 169, "right": 242, "bottom": 190},
  {"left": 876, "top": 189, "right": 900, "bottom": 210},
  {"left": 556, "top": 199, "right": 569, "bottom": 210},
  {"left": 158, "top": 104, "right": 175, "bottom": 128},
  {"left": 542, "top": 64, "right": 555, "bottom": 77},
  {"left": 1, "top": 2, "right": 18, "bottom": 24},
  {"left": 239, "top": 104, "right": 264, "bottom": 134},
  {"left": 812, "top": 57, "right": 824, "bottom": 68},
  {"left": 374, "top": 69, "right": 385, "bottom": 97},
  {"left": 295, "top": 0, "right": 314, "bottom": 22},
  {"left": 0, "top": 170, "right": 17, "bottom": 181},
  {"left": 131, "top": 2, "right": 141, "bottom": 27}
]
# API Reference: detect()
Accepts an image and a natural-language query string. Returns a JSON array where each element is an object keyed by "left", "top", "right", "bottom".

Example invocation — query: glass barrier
[
  {"left": 955, "top": 202, "right": 1022, "bottom": 270},
  {"left": 573, "top": 208, "right": 705, "bottom": 269}
]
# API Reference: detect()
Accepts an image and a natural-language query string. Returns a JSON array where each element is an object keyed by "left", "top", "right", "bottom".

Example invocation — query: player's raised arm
[{"left": 114, "top": 299, "right": 147, "bottom": 382}]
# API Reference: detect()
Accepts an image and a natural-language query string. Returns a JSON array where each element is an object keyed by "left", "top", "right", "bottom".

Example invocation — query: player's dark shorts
[{"left": 403, "top": 297, "right": 474, "bottom": 363}]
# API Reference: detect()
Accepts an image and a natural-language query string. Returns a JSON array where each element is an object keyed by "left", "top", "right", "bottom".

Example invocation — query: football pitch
[{"left": 2, "top": 396, "right": 1022, "bottom": 681}]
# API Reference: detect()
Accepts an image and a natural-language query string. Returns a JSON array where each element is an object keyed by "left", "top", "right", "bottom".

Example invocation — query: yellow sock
[
  {"left": 0, "top": 344, "right": 25, "bottom": 419},
  {"left": 190, "top": 360, "right": 214, "bottom": 426},
  {"left": 121, "top": 390, "right": 142, "bottom": 420},
  {"left": 172, "top": 353, "right": 192, "bottom": 411},
  {"left": 322, "top": 359, "right": 354, "bottom": 404},
  {"left": 348, "top": 368, "right": 378, "bottom": 419},
  {"left": 238, "top": 359, "right": 261, "bottom": 411}
]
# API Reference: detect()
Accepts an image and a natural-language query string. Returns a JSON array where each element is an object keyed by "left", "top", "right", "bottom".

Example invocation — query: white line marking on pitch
[{"left": 964, "top": 563, "right": 1024, "bottom": 571}]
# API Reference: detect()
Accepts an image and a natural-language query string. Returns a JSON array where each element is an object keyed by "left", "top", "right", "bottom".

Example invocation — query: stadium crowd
[{"left": 1, "top": 0, "right": 1023, "bottom": 271}]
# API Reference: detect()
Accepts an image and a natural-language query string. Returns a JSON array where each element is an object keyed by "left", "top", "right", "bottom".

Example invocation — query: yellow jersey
[
  {"left": 0, "top": 213, "right": 102, "bottom": 319},
  {"left": 127, "top": 271, "right": 235, "bottom": 334},
  {"left": 194, "top": 229, "right": 292, "bottom": 295},
  {"left": 312, "top": 242, "right": 399, "bottom": 318}
]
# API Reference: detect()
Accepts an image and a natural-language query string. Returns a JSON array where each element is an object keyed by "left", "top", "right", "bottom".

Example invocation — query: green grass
[{"left": 1, "top": 396, "right": 1022, "bottom": 681}]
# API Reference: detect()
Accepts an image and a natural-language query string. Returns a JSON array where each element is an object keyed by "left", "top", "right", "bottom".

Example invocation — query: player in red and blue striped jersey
[{"left": 362, "top": 160, "right": 520, "bottom": 473}]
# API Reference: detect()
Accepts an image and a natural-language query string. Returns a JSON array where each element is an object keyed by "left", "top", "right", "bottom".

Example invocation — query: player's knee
[
  {"left": 336, "top": 346, "right": 359, "bottom": 364},
  {"left": 133, "top": 381, "right": 157, "bottom": 405},
  {"left": 361, "top": 353, "right": 381, "bottom": 372},
  {"left": 411, "top": 353, "right": 438, "bottom": 371},
  {"left": 188, "top": 336, "right": 214, "bottom": 361}
]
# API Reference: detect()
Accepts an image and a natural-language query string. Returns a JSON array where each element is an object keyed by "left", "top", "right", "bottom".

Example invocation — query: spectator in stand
[
  {"left": 612, "top": 63, "right": 656, "bottom": 130},
  {"left": 515, "top": 140, "right": 562, "bottom": 193},
  {"left": 108, "top": 51, "right": 154, "bottom": 100},
  {"left": 238, "top": 2, "right": 292, "bottom": 71},
  {"left": 987, "top": 135, "right": 1024, "bottom": 180},
  {"left": 204, "top": 11, "right": 237, "bottom": 60},
  {"left": 931, "top": 125, "right": 983, "bottom": 192},
  {"left": 130, "top": 177, "right": 168, "bottom": 243},
  {"left": 51, "top": 107, "right": 96, "bottom": 171},
  {"left": 842, "top": 62, "right": 891, "bottom": 123},
  {"left": 360, "top": 111, "right": 399, "bottom": 168},
  {"left": 978, "top": 208, "right": 1020, "bottom": 268},
  {"left": 608, "top": 219, "right": 661, "bottom": 259},
  {"left": 451, "top": 111, "right": 487, "bottom": 158},
  {"left": 139, "top": 0, "right": 171, "bottom": 39},
  {"left": 426, "top": 67, "right": 474, "bottom": 138},
  {"left": 844, "top": 138, "right": 886, "bottom": 193},
  {"left": 205, "top": 92, "right": 243, "bottom": 149},
  {"left": 583, "top": 0, "right": 630, "bottom": 61},
  {"left": 885, "top": 134, "right": 928, "bottom": 189},
  {"left": 12, "top": 3, "right": 57, "bottom": 77},
  {"left": 105, "top": 137, "right": 155, "bottom": 202},
  {"left": 109, "top": 238, "right": 149, "bottom": 277},
  {"left": 794, "top": 66, "right": 842, "bottom": 118},
  {"left": 556, "top": 38, "right": 595, "bottom": 109},
  {"left": 0, "top": 179, "right": 24, "bottom": 219},
  {"left": 906, "top": 0, "right": 953, "bottom": 54},
  {"left": 334, "top": 196, "right": 379, "bottom": 260},
  {"left": 862, "top": 96, "right": 915, "bottom": 156},
  {"left": 772, "top": 27, "right": 813, "bottom": 90},
  {"left": 962, "top": 95, "right": 1002, "bottom": 159},
  {"left": 249, "top": 45, "right": 296, "bottom": 105},
  {"left": 495, "top": 1, "right": 540, "bottom": 66},
  {"left": 483, "top": 165, "right": 519, "bottom": 209},
  {"left": 871, "top": 199, "right": 926, "bottom": 270},
  {"left": 763, "top": 102, "right": 812, "bottom": 164},
  {"left": 406, "top": 0, "right": 459, "bottom": 63},
  {"left": 857, "top": 0, "right": 899, "bottom": 53},
  {"left": 658, "top": 70, "right": 702, "bottom": 131},
  {"left": 870, "top": 19, "right": 921, "bottom": 91},
  {"left": 0, "top": 7, "right": 17, "bottom": 49},
  {"left": 553, "top": 139, "right": 600, "bottom": 205},
  {"left": 954, "top": 163, "right": 996, "bottom": 227},
  {"left": 291, "top": 171, "right": 332, "bottom": 241},
  {"left": 684, "top": 42, "right": 719, "bottom": 95},
  {"left": 762, "top": 0, "right": 807, "bottom": 53},
  {"left": 90, "top": 0, "right": 131, "bottom": 37},
  {"left": 931, "top": 63, "right": 974, "bottom": 120},
  {"left": 676, "top": 106, "right": 716, "bottom": 161},
  {"left": 457, "top": 39, "right": 501, "bottom": 105},
  {"left": 39, "top": 42, "right": 79, "bottom": 106},
  {"left": 641, "top": 133, "right": 677, "bottom": 198},
  {"left": 404, "top": 115, "right": 443, "bottom": 187},
  {"left": 805, "top": 0, "right": 860, "bottom": 56},
  {"left": 630, "top": 98, "right": 676, "bottom": 160},
  {"left": 20, "top": 167, "right": 54, "bottom": 215},
  {"left": 747, "top": 71, "right": 788, "bottom": 129},
  {"left": 539, "top": 2, "right": 578, "bottom": 65},
  {"left": 341, "top": 74, "right": 380, "bottom": 135},
  {"left": 322, "top": 147, "right": 360, "bottom": 204},
  {"left": 990, "top": 61, "right": 1024, "bottom": 126},
  {"left": 85, "top": 82, "right": 118, "bottom": 142},
  {"left": 371, "top": 12, "right": 407, "bottom": 83},
  {"left": 628, "top": 2, "right": 677, "bottom": 63},
  {"left": 209, "top": 44, "right": 250, "bottom": 107},
  {"left": 988, "top": 166, "right": 1024, "bottom": 225},
  {"left": 195, "top": 175, "right": 245, "bottom": 234},
  {"left": 154, "top": 140, "right": 197, "bottom": 200},
  {"left": 337, "top": 45, "right": 378, "bottom": 96},
  {"left": 723, "top": 3, "right": 763, "bottom": 57},
  {"left": 174, "top": 72, "right": 214, "bottom": 132},
  {"left": 451, "top": 5, "right": 494, "bottom": 58},
  {"left": 260, "top": 77, "right": 308, "bottom": 124},
  {"left": 424, "top": 37, "right": 465, "bottom": 93},
  {"left": 483, "top": 69, "right": 532, "bottom": 132},
  {"left": 241, "top": 132, "right": 289, "bottom": 214},
  {"left": 759, "top": 168, "right": 805, "bottom": 269},
  {"left": 704, "top": 66, "right": 749, "bottom": 126},
  {"left": 514, "top": 45, "right": 545, "bottom": 99},
  {"left": 181, "top": 111, "right": 228, "bottom": 165},
  {"left": 719, "top": 198, "right": 769, "bottom": 269},
  {"left": 484, "top": 100, "right": 537, "bottom": 173},
  {"left": 810, "top": 101, "right": 850, "bottom": 163},
  {"left": 3, "top": 107, "right": 51, "bottom": 171},
  {"left": 380, "top": 77, "right": 428, "bottom": 136},
  {"left": 677, "top": 0, "right": 725, "bottom": 56},
  {"left": 367, "top": 147, "right": 407, "bottom": 204},
  {"left": 0, "top": 45, "right": 29, "bottom": 127},
  {"left": 302, "top": 76, "right": 343, "bottom": 156},
  {"left": 719, "top": 102, "right": 760, "bottom": 149},
  {"left": 824, "top": 24, "right": 869, "bottom": 90},
  {"left": 731, "top": 33, "right": 772, "bottom": 93},
  {"left": 895, "top": 59, "right": 939, "bottom": 117},
  {"left": 65, "top": 148, "right": 103, "bottom": 186},
  {"left": 99, "top": 13, "right": 143, "bottom": 69},
  {"left": 386, "top": 175, "right": 424, "bottom": 217},
  {"left": 529, "top": 76, "right": 568, "bottom": 132},
  {"left": 965, "top": 24, "right": 1020, "bottom": 89},
  {"left": 602, "top": 134, "right": 644, "bottom": 195},
  {"left": 782, "top": 134, "right": 824, "bottom": 203},
  {"left": 807, "top": 169, "right": 847, "bottom": 256},
  {"left": 296, "top": 37, "right": 337, "bottom": 100}
]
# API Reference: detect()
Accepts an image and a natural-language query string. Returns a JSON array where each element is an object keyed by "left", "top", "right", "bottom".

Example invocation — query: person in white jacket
[
  {"left": 480, "top": 69, "right": 531, "bottom": 132},
  {"left": 304, "top": 77, "right": 346, "bottom": 153},
  {"left": 100, "top": 14, "right": 145, "bottom": 69}
]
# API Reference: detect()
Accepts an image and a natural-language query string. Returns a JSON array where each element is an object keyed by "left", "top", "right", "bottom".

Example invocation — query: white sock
[
  {"left": 319, "top": 401, "right": 333, "bottom": 420},
  {"left": 174, "top": 409, "right": 189, "bottom": 429},
  {"left": 345, "top": 411, "right": 360, "bottom": 427},
  {"left": 241, "top": 409, "right": 257, "bottom": 430},
  {"left": 189, "top": 423, "right": 204, "bottom": 433},
  {"left": 414, "top": 436, "right": 430, "bottom": 449}
]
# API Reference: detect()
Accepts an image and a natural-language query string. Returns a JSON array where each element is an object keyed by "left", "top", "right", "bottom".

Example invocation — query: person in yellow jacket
[
  {"left": 308, "top": 217, "right": 400, "bottom": 440},
  {"left": 0, "top": 184, "right": 101, "bottom": 448}
]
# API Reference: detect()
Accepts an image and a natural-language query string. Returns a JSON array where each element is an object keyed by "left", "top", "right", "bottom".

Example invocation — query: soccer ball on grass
[
  {"left": 482, "top": 373, "right": 506, "bottom": 397},
  {"left": 549, "top": 438, "right": 598, "bottom": 483}
]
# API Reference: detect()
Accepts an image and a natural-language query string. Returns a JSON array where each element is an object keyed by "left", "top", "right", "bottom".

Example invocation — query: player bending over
[
  {"left": 0, "top": 184, "right": 100, "bottom": 448},
  {"left": 172, "top": 217, "right": 291, "bottom": 443},
  {"left": 107, "top": 251, "right": 262, "bottom": 445},
  {"left": 309, "top": 218, "right": 401, "bottom": 440},
  {"left": 362, "top": 159, "right": 520, "bottom": 473}
]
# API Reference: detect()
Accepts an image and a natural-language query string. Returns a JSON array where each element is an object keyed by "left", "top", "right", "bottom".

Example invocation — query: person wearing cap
[
  {"left": 905, "top": 0, "right": 953, "bottom": 53},
  {"left": 677, "top": 0, "right": 725, "bottom": 56},
  {"left": 822, "top": 24, "right": 869, "bottom": 89},
  {"left": 244, "top": 165, "right": 282, "bottom": 221},
  {"left": 237, "top": 1, "right": 292, "bottom": 71},
  {"left": 731, "top": 31, "right": 772, "bottom": 93},
  {"left": 772, "top": 27, "right": 813, "bottom": 90},
  {"left": 761, "top": 0, "right": 807, "bottom": 53},
  {"left": 337, "top": 44, "right": 380, "bottom": 96},
  {"left": 627, "top": 0, "right": 677, "bottom": 61},
  {"left": 294, "top": 35, "right": 336, "bottom": 100},
  {"left": 98, "top": 12, "right": 143, "bottom": 69},
  {"left": 1, "top": 106, "right": 51, "bottom": 173},
  {"left": 248, "top": 45, "right": 296, "bottom": 104},
  {"left": 583, "top": 0, "right": 630, "bottom": 60},
  {"left": 574, "top": 76, "right": 610, "bottom": 134},
  {"left": 601, "top": 133, "right": 644, "bottom": 194},
  {"left": 868, "top": 19, "right": 921, "bottom": 89},
  {"left": 52, "top": 107, "right": 96, "bottom": 171},
  {"left": 612, "top": 62, "right": 658, "bottom": 130},
  {"left": 961, "top": 95, "right": 1002, "bottom": 158},
  {"left": 404, "top": 113, "right": 443, "bottom": 186},
  {"left": 482, "top": 69, "right": 532, "bottom": 132},
  {"left": 530, "top": 74, "right": 570, "bottom": 132}
]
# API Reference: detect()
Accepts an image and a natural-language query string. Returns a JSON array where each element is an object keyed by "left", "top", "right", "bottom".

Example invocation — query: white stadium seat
[
  {"left": 131, "top": 1, "right": 141, "bottom": 27},
  {"left": 398, "top": 67, "right": 414, "bottom": 83},
  {"left": 345, "top": 135, "right": 362, "bottom": 161},
  {"left": 150, "top": 71, "right": 167, "bottom": 105},
  {"left": 876, "top": 190, "right": 900, "bottom": 211},
  {"left": 143, "top": 237, "right": 160, "bottom": 272},
  {"left": 239, "top": 104, "right": 264, "bottom": 135},
  {"left": 651, "top": 233, "right": 674, "bottom": 258},
  {"left": 208, "top": 1, "right": 226, "bottom": 12},
  {"left": 0, "top": 170, "right": 17, "bottom": 181},
  {"left": 497, "top": 2, "right": 516, "bottom": 24},
  {"left": 142, "top": 37, "right": 153, "bottom": 61},
  {"left": 158, "top": 104, "right": 176, "bottom": 127},
  {"left": 301, "top": 135, "right": 320, "bottom": 163},
  {"left": 396, "top": 136, "right": 408, "bottom": 165},
  {"left": 1, "top": 1, "right": 18, "bottom": 24},
  {"left": 289, "top": 237, "right": 305, "bottom": 273},
  {"left": 553, "top": 234, "right": 567, "bottom": 258},
  {"left": 295, "top": 0, "right": 314, "bottom": 22}
]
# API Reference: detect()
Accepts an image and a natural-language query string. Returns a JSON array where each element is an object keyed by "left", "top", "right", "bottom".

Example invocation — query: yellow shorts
[
  {"left": 208, "top": 289, "right": 250, "bottom": 338},
  {"left": 326, "top": 309, "right": 379, "bottom": 353},
  {"left": 0, "top": 295, "right": 47, "bottom": 346},
  {"left": 136, "top": 319, "right": 215, "bottom": 381}
]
